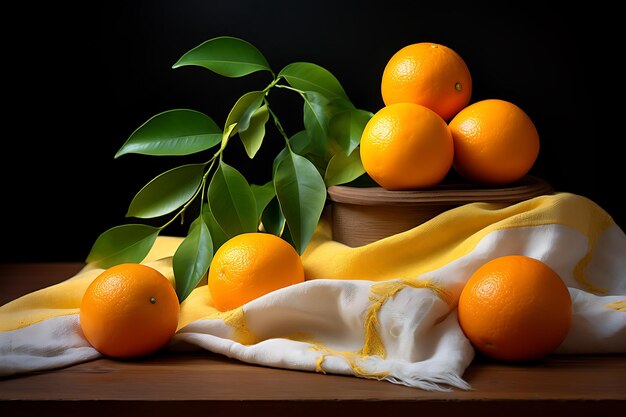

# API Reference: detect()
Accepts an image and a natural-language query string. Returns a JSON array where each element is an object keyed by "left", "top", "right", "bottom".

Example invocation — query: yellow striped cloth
[{"left": 1, "top": 193, "right": 625, "bottom": 390}]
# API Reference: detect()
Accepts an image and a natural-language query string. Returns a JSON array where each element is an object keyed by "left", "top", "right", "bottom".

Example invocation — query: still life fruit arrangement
[{"left": 81, "top": 36, "right": 571, "bottom": 368}]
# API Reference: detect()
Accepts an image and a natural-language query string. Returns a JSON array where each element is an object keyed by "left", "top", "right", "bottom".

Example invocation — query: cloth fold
[{"left": 1, "top": 192, "right": 625, "bottom": 391}]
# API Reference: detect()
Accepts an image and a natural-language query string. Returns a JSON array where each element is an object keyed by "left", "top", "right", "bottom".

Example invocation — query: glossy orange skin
[
  {"left": 208, "top": 233, "right": 305, "bottom": 311},
  {"left": 80, "top": 263, "right": 180, "bottom": 358},
  {"left": 360, "top": 103, "right": 454, "bottom": 190},
  {"left": 449, "top": 99, "right": 540, "bottom": 185},
  {"left": 381, "top": 42, "right": 472, "bottom": 121},
  {"left": 458, "top": 256, "right": 572, "bottom": 361}
]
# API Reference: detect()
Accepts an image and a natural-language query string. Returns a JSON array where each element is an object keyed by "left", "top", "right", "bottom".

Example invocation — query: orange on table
[
  {"left": 80, "top": 263, "right": 180, "bottom": 358},
  {"left": 381, "top": 42, "right": 472, "bottom": 121},
  {"left": 360, "top": 102, "right": 454, "bottom": 190},
  {"left": 208, "top": 232, "right": 305, "bottom": 311},
  {"left": 458, "top": 255, "right": 572, "bottom": 361},
  {"left": 449, "top": 99, "right": 540, "bottom": 185}
]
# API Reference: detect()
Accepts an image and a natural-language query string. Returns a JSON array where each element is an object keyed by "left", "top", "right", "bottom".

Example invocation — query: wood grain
[
  {"left": 327, "top": 175, "right": 553, "bottom": 247},
  {"left": 1, "top": 263, "right": 624, "bottom": 416},
  {"left": 1, "top": 351, "right": 625, "bottom": 401}
]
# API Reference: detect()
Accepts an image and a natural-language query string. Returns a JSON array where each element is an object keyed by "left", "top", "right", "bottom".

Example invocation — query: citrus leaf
[
  {"left": 289, "top": 130, "right": 312, "bottom": 155},
  {"left": 272, "top": 146, "right": 289, "bottom": 178},
  {"left": 224, "top": 91, "right": 264, "bottom": 133},
  {"left": 172, "top": 36, "right": 271, "bottom": 77},
  {"left": 115, "top": 109, "right": 222, "bottom": 158},
  {"left": 324, "top": 147, "right": 366, "bottom": 186},
  {"left": 281, "top": 223, "right": 296, "bottom": 249},
  {"left": 173, "top": 216, "right": 213, "bottom": 302},
  {"left": 261, "top": 198, "right": 285, "bottom": 236},
  {"left": 208, "top": 161, "right": 257, "bottom": 237},
  {"left": 303, "top": 91, "right": 332, "bottom": 152},
  {"left": 200, "top": 204, "right": 229, "bottom": 251},
  {"left": 329, "top": 109, "right": 373, "bottom": 155},
  {"left": 272, "top": 133, "right": 312, "bottom": 176},
  {"left": 193, "top": 204, "right": 229, "bottom": 251},
  {"left": 344, "top": 173, "right": 379, "bottom": 187},
  {"left": 329, "top": 97, "right": 356, "bottom": 111},
  {"left": 127, "top": 164, "right": 204, "bottom": 219},
  {"left": 219, "top": 123, "right": 238, "bottom": 152},
  {"left": 86, "top": 224, "right": 159, "bottom": 268},
  {"left": 251, "top": 181, "right": 275, "bottom": 220},
  {"left": 279, "top": 62, "right": 348, "bottom": 100},
  {"left": 290, "top": 132, "right": 329, "bottom": 175},
  {"left": 240, "top": 104, "right": 269, "bottom": 158},
  {"left": 274, "top": 149, "right": 327, "bottom": 254}
]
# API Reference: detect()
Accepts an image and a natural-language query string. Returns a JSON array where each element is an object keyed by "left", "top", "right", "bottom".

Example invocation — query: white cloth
[{"left": 0, "top": 315, "right": 100, "bottom": 375}]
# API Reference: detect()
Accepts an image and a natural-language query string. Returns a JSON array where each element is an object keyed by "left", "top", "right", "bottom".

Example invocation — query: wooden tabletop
[{"left": 1, "top": 263, "right": 625, "bottom": 416}]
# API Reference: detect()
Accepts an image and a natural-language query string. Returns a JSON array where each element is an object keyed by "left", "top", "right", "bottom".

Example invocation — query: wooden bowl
[{"left": 327, "top": 175, "right": 553, "bottom": 248}]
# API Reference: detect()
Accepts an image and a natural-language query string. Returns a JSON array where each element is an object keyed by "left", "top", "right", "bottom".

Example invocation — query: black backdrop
[{"left": 1, "top": 1, "right": 622, "bottom": 262}]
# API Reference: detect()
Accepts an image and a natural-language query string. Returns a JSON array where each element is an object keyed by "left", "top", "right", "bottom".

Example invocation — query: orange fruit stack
[
  {"left": 362, "top": 41, "right": 540, "bottom": 189},
  {"left": 367, "top": 43, "right": 569, "bottom": 362},
  {"left": 360, "top": 102, "right": 453, "bottom": 190},
  {"left": 449, "top": 99, "right": 539, "bottom": 185},
  {"left": 381, "top": 42, "right": 472, "bottom": 121}
]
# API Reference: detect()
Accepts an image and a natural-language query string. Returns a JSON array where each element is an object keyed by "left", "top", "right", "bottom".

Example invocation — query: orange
[
  {"left": 208, "top": 233, "right": 305, "bottom": 311},
  {"left": 458, "top": 255, "right": 572, "bottom": 361},
  {"left": 448, "top": 99, "right": 540, "bottom": 185},
  {"left": 80, "top": 263, "right": 180, "bottom": 358},
  {"left": 359, "top": 102, "right": 454, "bottom": 190},
  {"left": 381, "top": 42, "right": 472, "bottom": 121}
]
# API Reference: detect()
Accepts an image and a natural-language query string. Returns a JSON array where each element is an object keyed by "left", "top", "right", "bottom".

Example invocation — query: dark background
[{"left": 1, "top": 1, "right": 622, "bottom": 262}]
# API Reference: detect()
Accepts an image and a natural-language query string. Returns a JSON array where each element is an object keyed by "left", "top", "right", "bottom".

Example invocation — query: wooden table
[{"left": 1, "top": 263, "right": 625, "bottom": 416}]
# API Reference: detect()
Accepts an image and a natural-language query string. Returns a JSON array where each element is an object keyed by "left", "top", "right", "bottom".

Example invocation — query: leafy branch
[{"left": 87, "top": 36, "right": 373, "bottom": 302}]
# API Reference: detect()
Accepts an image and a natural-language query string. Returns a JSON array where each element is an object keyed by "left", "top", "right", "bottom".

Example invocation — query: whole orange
[
  {"left": 448, "top": 99, "right": 540, "bottom": 185},
  {"left": 80, "top": 263, "right": 180, "bottom": 358},
  {"left": 458, "top": 255, "right": 572, "bottom": 361},
  {"left": 360, "top": 102, "right": 453, "bottom": 190},
  {"left": 381, "top": 42, "right": 472, "bottom": 121},
  {"left": 208, "top": 233, "right": 305, "bottom": 311}
]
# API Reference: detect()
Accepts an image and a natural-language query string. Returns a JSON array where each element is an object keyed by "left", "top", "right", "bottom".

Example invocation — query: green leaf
[
  {"left": 173, "top": 216, "right": 213, "bottom": 302},
  {"left": 127, "top": 164, "right": 204, "bottom": 219},
  {"left": 328, "top": 97, "right": 356, "bottom": 112},
  {"left": 344, "top": 172, "right": 379, "bottom": 187},
  {"left": 208, "top": 161, "right": 257, "bottom": 237},
  {"left": 219, "top": 123, "right": 238, "bottom": 153},
  {"left": 273, "top": 137, "right": 328, "bottom": 180},
  {"left": 86, "top": 224, "right": 159, "bottom": 268},
  {"left": 279, "top": 62, "right": 348, "bottom": 100},
  {"left": 115, "top": 109, "right": 222, "bottom": 158},
  {"left": 303, "top": 91, "right": 332, "bottom": 152},
  {"left": 329, "top": 109, "right": 373, "bottom": 155},
  {"left": 197, "top": 204, "right": 229, "bottom": 251},
  {"left": 274, "top": 149, "right": 327, "bottom": 254},
  {"left": 289, "top": 130, "right": 312, "bottom": 155},
  {"left": 172, "top": 36, "right": 271, "bottom": 77},
  {"left": 261, "top": 198, "right": 285, "bottom": 236},
  {"left": 251, "top": 181, "right": 275, "bottom": 220},
  {"left": 324, "top": 147, "right": 366, "bottom": 186},
  {"left": 273, "top": 146, "right": 290, "bottom": 178},
  {"left": 240, "top": 104, "right": 269, "bottom": 158},
  {"left": 224, "top": 91, "right": 264, "bottom": 133},
  {"left": 281, "top": 223, "right": 296, "bottom": 249}
]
